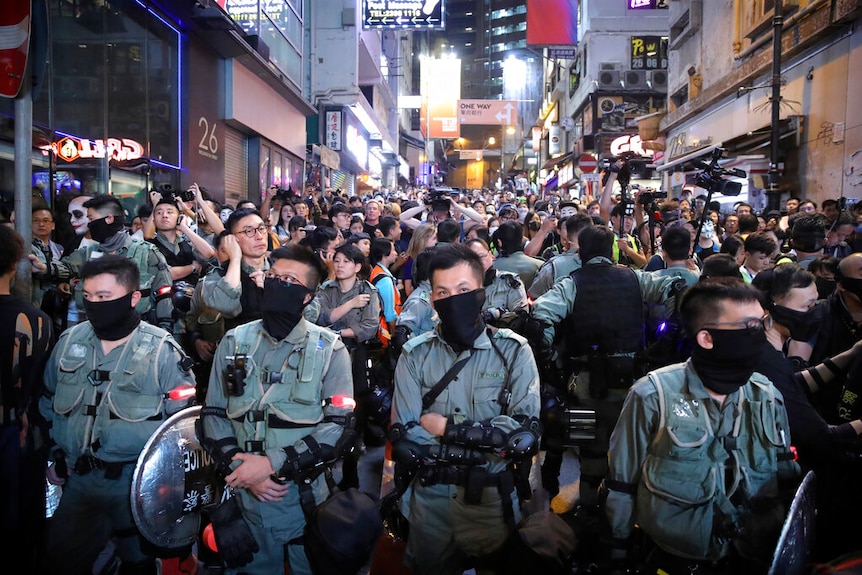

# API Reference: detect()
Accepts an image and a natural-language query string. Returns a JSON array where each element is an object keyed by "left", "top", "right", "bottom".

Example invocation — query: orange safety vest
[{"left": 370, "top": 264, "right": 402, "bottom": 346}]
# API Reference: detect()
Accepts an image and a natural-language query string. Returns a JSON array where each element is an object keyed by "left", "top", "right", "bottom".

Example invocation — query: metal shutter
[{"left": 224, "top": 127, "right": 248, "bottom": 207}]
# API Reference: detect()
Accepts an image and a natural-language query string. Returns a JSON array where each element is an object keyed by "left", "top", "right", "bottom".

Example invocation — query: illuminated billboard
[
  {"left": 420, "top": 57, "right": 461, "bottom": 140},
  {"left": 362, "top": 0, "right": 445, "bottom": 30},
  {"left": 526, "top": 0, "right": 579, "bottom": 46}
]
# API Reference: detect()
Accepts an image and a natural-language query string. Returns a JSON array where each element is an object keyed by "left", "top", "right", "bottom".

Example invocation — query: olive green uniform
[
  {"left": 39, "top": 321, "right": 195, "bottom": 573},
  {"left": 392, "top": 328, "right": 540, "bottom": 575},
  {"left": 201, "top": 319, "right": 353, "bottom": 575},
  {"left": 528, "top": 250, "right": 582, "bottom": 300}
]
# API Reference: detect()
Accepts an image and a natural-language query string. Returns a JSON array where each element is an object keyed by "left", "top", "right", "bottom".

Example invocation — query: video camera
[
  {"left": 635, "top": 186, "right": 668, "bottom": 206},
  {"left": 274, "top": 187, "right": 296, "bottom": 201},
  {"left": 155, "top": 184, "right": 195, "bottom": 204},
  {"left": 425, "top": 187, "right": 455, "bottom": 212},
  {"left": 693, "top": 148, "right": 745, "bottom": 196},
  {"left": 602, "top": 151, "right": 649, "bottom": 190}
]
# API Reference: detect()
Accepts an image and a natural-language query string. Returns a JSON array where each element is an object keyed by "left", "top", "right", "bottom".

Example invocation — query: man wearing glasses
[
  {"left": 201, "top": 207, "right": 271, "bottom": 331},
  {"left": 603, "top": 279, "right": 800, "bottom": 573},
  {"left": 199, "top": 245, "right": 355, "bottom": 574}
]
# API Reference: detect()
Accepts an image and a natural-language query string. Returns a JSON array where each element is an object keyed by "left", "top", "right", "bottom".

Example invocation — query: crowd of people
[{"left": 2, "top": 165, "right": 862, "bottom": 575}]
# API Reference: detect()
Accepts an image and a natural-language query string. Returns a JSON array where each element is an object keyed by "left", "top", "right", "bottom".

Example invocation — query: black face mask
[
  {"left": 84, "top": 292, "right": 140, "bottom": 341},
  {"left": 815, "top": 277, "right": 836, "bottom": 299},
  {"left": 528, "top": 220, "right": 541, "bottom": 232},
  {"left": 483, "top": 267, "right": 496, "bottom": 287},
  {"left": 88, "top": 215, "right": 125, "bottom": 243},
  {"left": 690, "top": 326, "right": 766, "bottom": 395},
  {"left": 434, "top": 289, "right": 486, "bottom": 353},
  {"left": 769, "top": 303, "right": 823, "bottom": 341},
  {"left": 260, "top": 278, "right": 311, "bottom": 340},
  {"left": 839, "top": 276, "right": 862, "bottom": 301}
]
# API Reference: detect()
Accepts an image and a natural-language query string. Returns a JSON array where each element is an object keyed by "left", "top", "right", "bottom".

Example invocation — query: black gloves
[{"left": 205, "top": 497, "right": 259, "bottom": 568}]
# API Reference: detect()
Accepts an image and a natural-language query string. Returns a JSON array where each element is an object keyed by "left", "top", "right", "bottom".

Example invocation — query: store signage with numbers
[
  {"left": 631, "top": 36, "right": 668, "bottom": 70},
  {"left": 362, "top": 0, "right": 444, "bottom": 30}
]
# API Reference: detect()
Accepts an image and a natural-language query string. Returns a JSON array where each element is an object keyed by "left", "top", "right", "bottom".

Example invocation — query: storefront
[{"left": 0, "top": 0, "right": 313, "bottom": 223}]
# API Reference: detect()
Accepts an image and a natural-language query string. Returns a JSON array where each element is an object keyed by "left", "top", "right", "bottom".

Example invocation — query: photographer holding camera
[
  {"left": 147, "top": 189, "right": 217, "bottom": 339},
  {"left": 398, "top": 190, "right": 485, "bottom": 237},
  {"left": 599, "top": 159, "right": 648, "bottom": 269}
]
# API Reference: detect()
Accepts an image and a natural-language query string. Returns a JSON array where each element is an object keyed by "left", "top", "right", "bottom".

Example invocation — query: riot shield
[
  {"left": 131, "top": 405, "right": 228, "bottom": 549},
  {"left": 769, "top": 470, "right": 816, "bottom": 575}
]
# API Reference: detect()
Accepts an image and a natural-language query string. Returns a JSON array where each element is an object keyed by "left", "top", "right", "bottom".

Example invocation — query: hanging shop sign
[{"left": 51, "top": 137, "right": 145, "bottom": 163}]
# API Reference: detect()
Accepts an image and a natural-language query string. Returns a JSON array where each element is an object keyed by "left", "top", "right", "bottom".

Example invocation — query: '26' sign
[{"left": 198, "top": 117, "right": 219, "bottom": 160}]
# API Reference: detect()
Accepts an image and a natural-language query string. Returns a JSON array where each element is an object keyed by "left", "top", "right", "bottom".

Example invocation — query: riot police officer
[
  {"left": 465, "top": 237, "right": 529, "bottom": 328},
  {"left": 199, "top": 245, "right": 355, "bottom": 574},
  {"left": 528, "top": 226, "right": 684, "bottom": 506},
  {"left": 39, "top": 255, "right": 195, "bottom": 574},
  {"left": 389, "top": 244, "right": 541, "bottom": 575}
]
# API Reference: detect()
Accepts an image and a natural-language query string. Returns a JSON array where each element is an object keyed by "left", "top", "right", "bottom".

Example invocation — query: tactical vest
[
  {"left": 636, "top": 364, "right": 797, "bottom": 560},
  {"left": 223, "top": 270, "right": 264, "bottom": 332},
  {"left": 225, "top": 321, "right": 338, "bottom": 451},
  {"left": 149, "top": 235, "right": 194, "bottom": 269},
  {"left": 50, "top": 322, "right": 182, "bottom": 461},
  {"left": 564, "top": 263, "right": 643, "bottom": 357},
  {"left": 612, "top": 233, "right": 640, "bottom": 266}
]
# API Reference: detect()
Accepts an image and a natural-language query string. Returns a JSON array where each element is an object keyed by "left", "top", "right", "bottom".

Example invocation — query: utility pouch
[
  {"left": 465, "top": 466, "right": 488, "bottom": 505},
  {"left": 513, "top": 461, "right": 532, "bottom": 501}
]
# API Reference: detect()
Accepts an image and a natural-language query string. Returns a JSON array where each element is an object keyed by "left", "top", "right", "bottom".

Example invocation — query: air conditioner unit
[
  {"left": 623, "top": 70, "right": 647, "bottom": 89},
  {"left": 598, "top": 70, "right": 621, "bottom": 89},
  {"left": 648, "top": 70, "right": 668, "bottom": 91}
]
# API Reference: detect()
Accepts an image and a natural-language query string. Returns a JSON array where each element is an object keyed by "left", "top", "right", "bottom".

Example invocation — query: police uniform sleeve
[
  {"left": 147, "top": 246, "right": 175, "bottom": 327},
  {"left": 39, "top": 330, "right": 67, "bottom": 442},
  {"left": 605, "top": 376, "right": 662, "bottom": 544},
  {"left": 200, "top": 331, "right": 243, "bottom": 473},
  {"left": 353, "top": 284, "right": 381, "bottom": 342},
  {"left": 201, "top": 267, "right": 243, "bottom": 318},
  {"left": 490, "top": 335, "right": 540, "bottom": 433},
  {"left": 635, "top": 270, "right": 686, "bottom": 308},
  {"left": 156, "top": 333, "right": 197, "bottom": 414},
  {"left": 528, "top": 262, "right": 553, "bottom": 300},
  {"left": 391, "top": 339, "right": 440, "bottom": 446},
  {"left": 530, "top": 276, "right": 578, "bottom": 347},
  {"left": 395, "top": 290, "right": 422, "bottom": 333}
]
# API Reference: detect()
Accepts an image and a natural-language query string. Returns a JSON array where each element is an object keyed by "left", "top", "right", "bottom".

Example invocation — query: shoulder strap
[
  {"left": 422, "top": 352, "right": 473, "bottom": 410},
  {"left": 485, "top": 327, "right": 514, "bottom": 414}
]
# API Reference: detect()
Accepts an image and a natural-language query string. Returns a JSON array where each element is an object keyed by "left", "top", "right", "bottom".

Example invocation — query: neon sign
[{"left": 51, "top": 137, "right": 145, "bottom": 163}]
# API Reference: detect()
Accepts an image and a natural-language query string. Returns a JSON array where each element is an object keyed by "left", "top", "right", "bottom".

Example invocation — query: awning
[
  {"left": 656, "top": 144, "right": 721, "bottom": 172},
  {"left": 721, "top": 118, "right": 800, "bottom": 155},
  {"left": 541, "top": 152, "right": 573, "bottom": 171}
]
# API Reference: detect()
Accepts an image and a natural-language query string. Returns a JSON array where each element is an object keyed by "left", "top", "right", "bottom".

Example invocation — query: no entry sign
[
  {"left": 578, "top": 154, "right": 597, "bottom": 173},
  {"left": 0, "top": 0, "right": 30, "bottom": 98}
]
